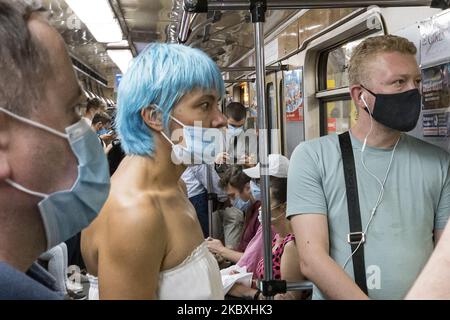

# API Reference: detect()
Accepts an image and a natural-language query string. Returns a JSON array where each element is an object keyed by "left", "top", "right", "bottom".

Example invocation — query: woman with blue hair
[{"left": 81, "top": 43, "right": 227, "bottom": 299}]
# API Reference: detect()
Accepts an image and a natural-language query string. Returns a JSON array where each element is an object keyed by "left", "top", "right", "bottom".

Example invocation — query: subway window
[
  {"left": 325, "top": 100, "right": 357, "bottom": 134},
  {"left": 317, "top": 33, "right": 381, "bottom": 136},
  {"left": 325, "top": 39, "right": 365, "bottom": 90}
]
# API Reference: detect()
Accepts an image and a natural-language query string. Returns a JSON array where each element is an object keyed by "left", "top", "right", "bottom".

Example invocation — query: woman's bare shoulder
[{"left": 107, "top": 189, "right": 166, "bottom": 231}]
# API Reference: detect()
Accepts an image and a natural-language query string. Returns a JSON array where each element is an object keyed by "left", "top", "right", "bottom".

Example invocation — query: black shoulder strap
[{"left": 338, "top": 131, "right": 368, "bottom": 295}]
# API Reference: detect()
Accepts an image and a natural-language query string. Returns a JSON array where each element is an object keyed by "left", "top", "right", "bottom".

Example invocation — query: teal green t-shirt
[{"left": 287, "top": 132, "right": 450, "bottom": 300}]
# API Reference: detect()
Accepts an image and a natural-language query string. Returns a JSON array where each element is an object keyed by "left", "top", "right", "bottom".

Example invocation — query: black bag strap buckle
[{"left": 347, "top": 232, "right": 366, "bottom": 245}]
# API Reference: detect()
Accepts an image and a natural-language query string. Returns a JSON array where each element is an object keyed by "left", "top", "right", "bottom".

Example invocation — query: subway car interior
[{"left": 3, "top": 0, "right": 450, "bottom": 301}]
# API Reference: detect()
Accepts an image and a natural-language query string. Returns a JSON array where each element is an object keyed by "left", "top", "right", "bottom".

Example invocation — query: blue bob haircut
[{"left": 115, "top": 43, "right": 225, "bottom": 156}]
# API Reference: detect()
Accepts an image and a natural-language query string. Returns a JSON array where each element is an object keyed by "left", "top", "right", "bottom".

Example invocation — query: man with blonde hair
[{"left": 288, "top": 35, "right": 450, "bottom": 299}]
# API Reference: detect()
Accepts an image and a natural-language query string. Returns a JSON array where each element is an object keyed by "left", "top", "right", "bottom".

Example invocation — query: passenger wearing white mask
[
  {"left": 215, "top": 102, "right": 258, "bottom": 169},
  {"left": 81, "top": 43, "right": 227, "bottom": 300},
  {"left": 207, "top": 167, "right": 261, "bottom": 263},
  {"left": 234, "top": 155, "right": 289, "bottom": 273},
  {"left": 0, "top": 0, "right": 110, "bottom": 299},
  {"left": 226, "top": 154, "right": 307, "bottom": 300}
]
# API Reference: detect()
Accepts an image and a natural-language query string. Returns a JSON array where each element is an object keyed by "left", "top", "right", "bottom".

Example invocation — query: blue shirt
[{"left": 0, "top": 262, "right": 62, "bottom": 300}]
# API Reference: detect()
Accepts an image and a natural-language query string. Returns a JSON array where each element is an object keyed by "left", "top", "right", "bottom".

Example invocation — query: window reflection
[
  {"left": 325, "top": 100, "right": 358, "bottom": 135},
  {"left": 326, "top": 39, "right": 365, "bottom": 90}
]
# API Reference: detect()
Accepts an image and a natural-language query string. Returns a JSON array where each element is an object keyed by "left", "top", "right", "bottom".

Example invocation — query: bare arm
[
  {"left": 280, "top": 240, "right": 303, "bottom": 282},
  {"left": 290, "top": 214, "right": 369, "bottom": 300},
  {"left": 207, "top": 238, "right": 243, "bottom": 263},
  {"left": 227, "top": 283, "right": 259, "bottom": 300},
  {"left": 229, "top": 241, "right": 306, "bottom": 300},
  {"left": 275, "top": 240, "right": 306, "bottom": 300},
  {"left": 406, "top": 224, "right": 450, "bottom": 299},
  {"left": 98, "top": 201, "right": 167, "bottom": 299}
]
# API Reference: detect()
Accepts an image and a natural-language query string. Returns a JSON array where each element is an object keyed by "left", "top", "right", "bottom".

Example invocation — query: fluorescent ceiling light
[
  {"left": 107, "top": 49, "right": 133, "bottom": 74},
  {"left": 65, "top": 0, "right": 123, "bottom": 43},
  {"left": 107, "top": 40, "right": 130, "bottom": 48}
]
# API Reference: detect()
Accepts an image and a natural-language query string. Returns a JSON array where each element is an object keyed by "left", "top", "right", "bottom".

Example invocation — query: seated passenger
[
  {"left": 227, "top": 155, "right": 306, "bottom": 300},
  {"left": 207, "top": 166, "right": 261, "bottom": 263},
  {"left": 81, "top": 43, "right": 227, "bottom": 300}
]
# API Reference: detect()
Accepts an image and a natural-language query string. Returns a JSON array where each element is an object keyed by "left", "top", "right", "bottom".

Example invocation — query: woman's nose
[{"left": 211, "top": 108, "right": 227, "bottom": 128}]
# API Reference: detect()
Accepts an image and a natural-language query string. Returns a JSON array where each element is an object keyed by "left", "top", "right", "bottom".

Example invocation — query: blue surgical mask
[
  {"left": 0, "top": 107, "right": 110, "bottom": 250},
  {"left": 159, "top": 111, "right": 223, "bottom": 165},
  {"left": 97, "top": 128, "right": 109, "bottom": 136},
  {"left": 250, "top": 180, "right": 261, "bottom": 201},
  {"left": 227, "top": 124, "right": 244, "bottom": 137},
  {"left": 233, "top": 196, "right": 251, "bottom": 212}
]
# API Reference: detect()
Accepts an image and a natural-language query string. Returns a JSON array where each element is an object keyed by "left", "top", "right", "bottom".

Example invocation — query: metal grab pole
[
  {"left": 221, "top": 66, "right": 288, "bottom": 72},
  {"left": 224, "top": 79, "right": 256, "bottom": 83},
  {"left": 178, "top": 10, "right": 194, "bottom": 43},
  {"left": 204, "top": 0, "right": 434, "bottom": 10},
  {"left": 206, "top": 165, "right": 215, "bottom": 237},
  {"left": 286, "top": 281, "right": 314, "bottom": 292},
  {"left": 251, "top": 0, "right": 274, "bottom": 300}
]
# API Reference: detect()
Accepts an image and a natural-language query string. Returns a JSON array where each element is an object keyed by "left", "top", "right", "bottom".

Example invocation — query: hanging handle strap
[{"left": 338, "top": 131, "right": 368, "bottom": 295}]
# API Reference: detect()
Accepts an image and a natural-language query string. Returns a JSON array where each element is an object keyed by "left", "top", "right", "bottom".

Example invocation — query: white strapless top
[{"left": 88, "top": 241, "right": 224, "bottom": 300}]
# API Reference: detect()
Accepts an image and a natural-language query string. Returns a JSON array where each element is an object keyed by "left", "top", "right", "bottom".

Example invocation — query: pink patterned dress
[{"left": 255, "top": 233, "right": 295, "bottom": 280}]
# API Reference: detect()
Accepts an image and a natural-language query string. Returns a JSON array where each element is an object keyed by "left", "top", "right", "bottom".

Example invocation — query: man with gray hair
[{"left": 0, "top": 0, "right": 110, "bottom": 299}]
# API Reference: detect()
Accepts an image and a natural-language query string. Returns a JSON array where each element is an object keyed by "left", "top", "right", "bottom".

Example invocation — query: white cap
[{"left": 243, "top": 154, "right": 290, "bottom": 178}]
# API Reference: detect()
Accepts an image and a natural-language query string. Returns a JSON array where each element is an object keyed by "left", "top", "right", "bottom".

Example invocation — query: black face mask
[{"left": 361, "top": 85, "right": 421, "bottom": 132}]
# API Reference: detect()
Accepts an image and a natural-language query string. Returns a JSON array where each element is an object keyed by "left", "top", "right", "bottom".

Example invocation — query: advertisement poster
[
  {"left": 420, "top": 10, "right": 450, "bottom": 67},
  {"left": 415, "top": 10, "right": 450, "bottom": 151},
  {"left": 421, "top": 62, "right": 450, "bottom": 137},
  {"left": 423, "top": 112, "right": 450, "bottom": 137},
  {"left": 284, "top": 68, "right": 304, "bottom": 122},
  {"left": 422, "top": 63, "right": 450, "bottom": 110}
]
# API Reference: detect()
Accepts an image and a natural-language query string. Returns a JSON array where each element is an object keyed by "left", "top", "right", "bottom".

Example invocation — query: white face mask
[
  {"left": 232, "top": 195, "right": 252, "bottom": 212},
  {"left": 250, "top": 180, "right": 261, "bottom": 201},
  {"left": 227, "top": 124, "right": 244, "bottom": 137},
  {"left": 257, "top": 205, "right": 284, "bottom": 224},
  {"left": 0, "top": 107, "right": 110, "bottom": 249},
  {"left": 158, "top": 110, "right": 224, "bottom": 166}
]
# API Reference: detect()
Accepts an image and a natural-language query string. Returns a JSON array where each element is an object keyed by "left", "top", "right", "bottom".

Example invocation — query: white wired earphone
[{"left": 342, "top": 94, "right": 401, "bottom": 270}]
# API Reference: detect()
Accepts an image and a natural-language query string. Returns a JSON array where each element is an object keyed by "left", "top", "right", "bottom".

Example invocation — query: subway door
[{"left": 232, "top": 85, "right": 241, "bottom": 103}]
